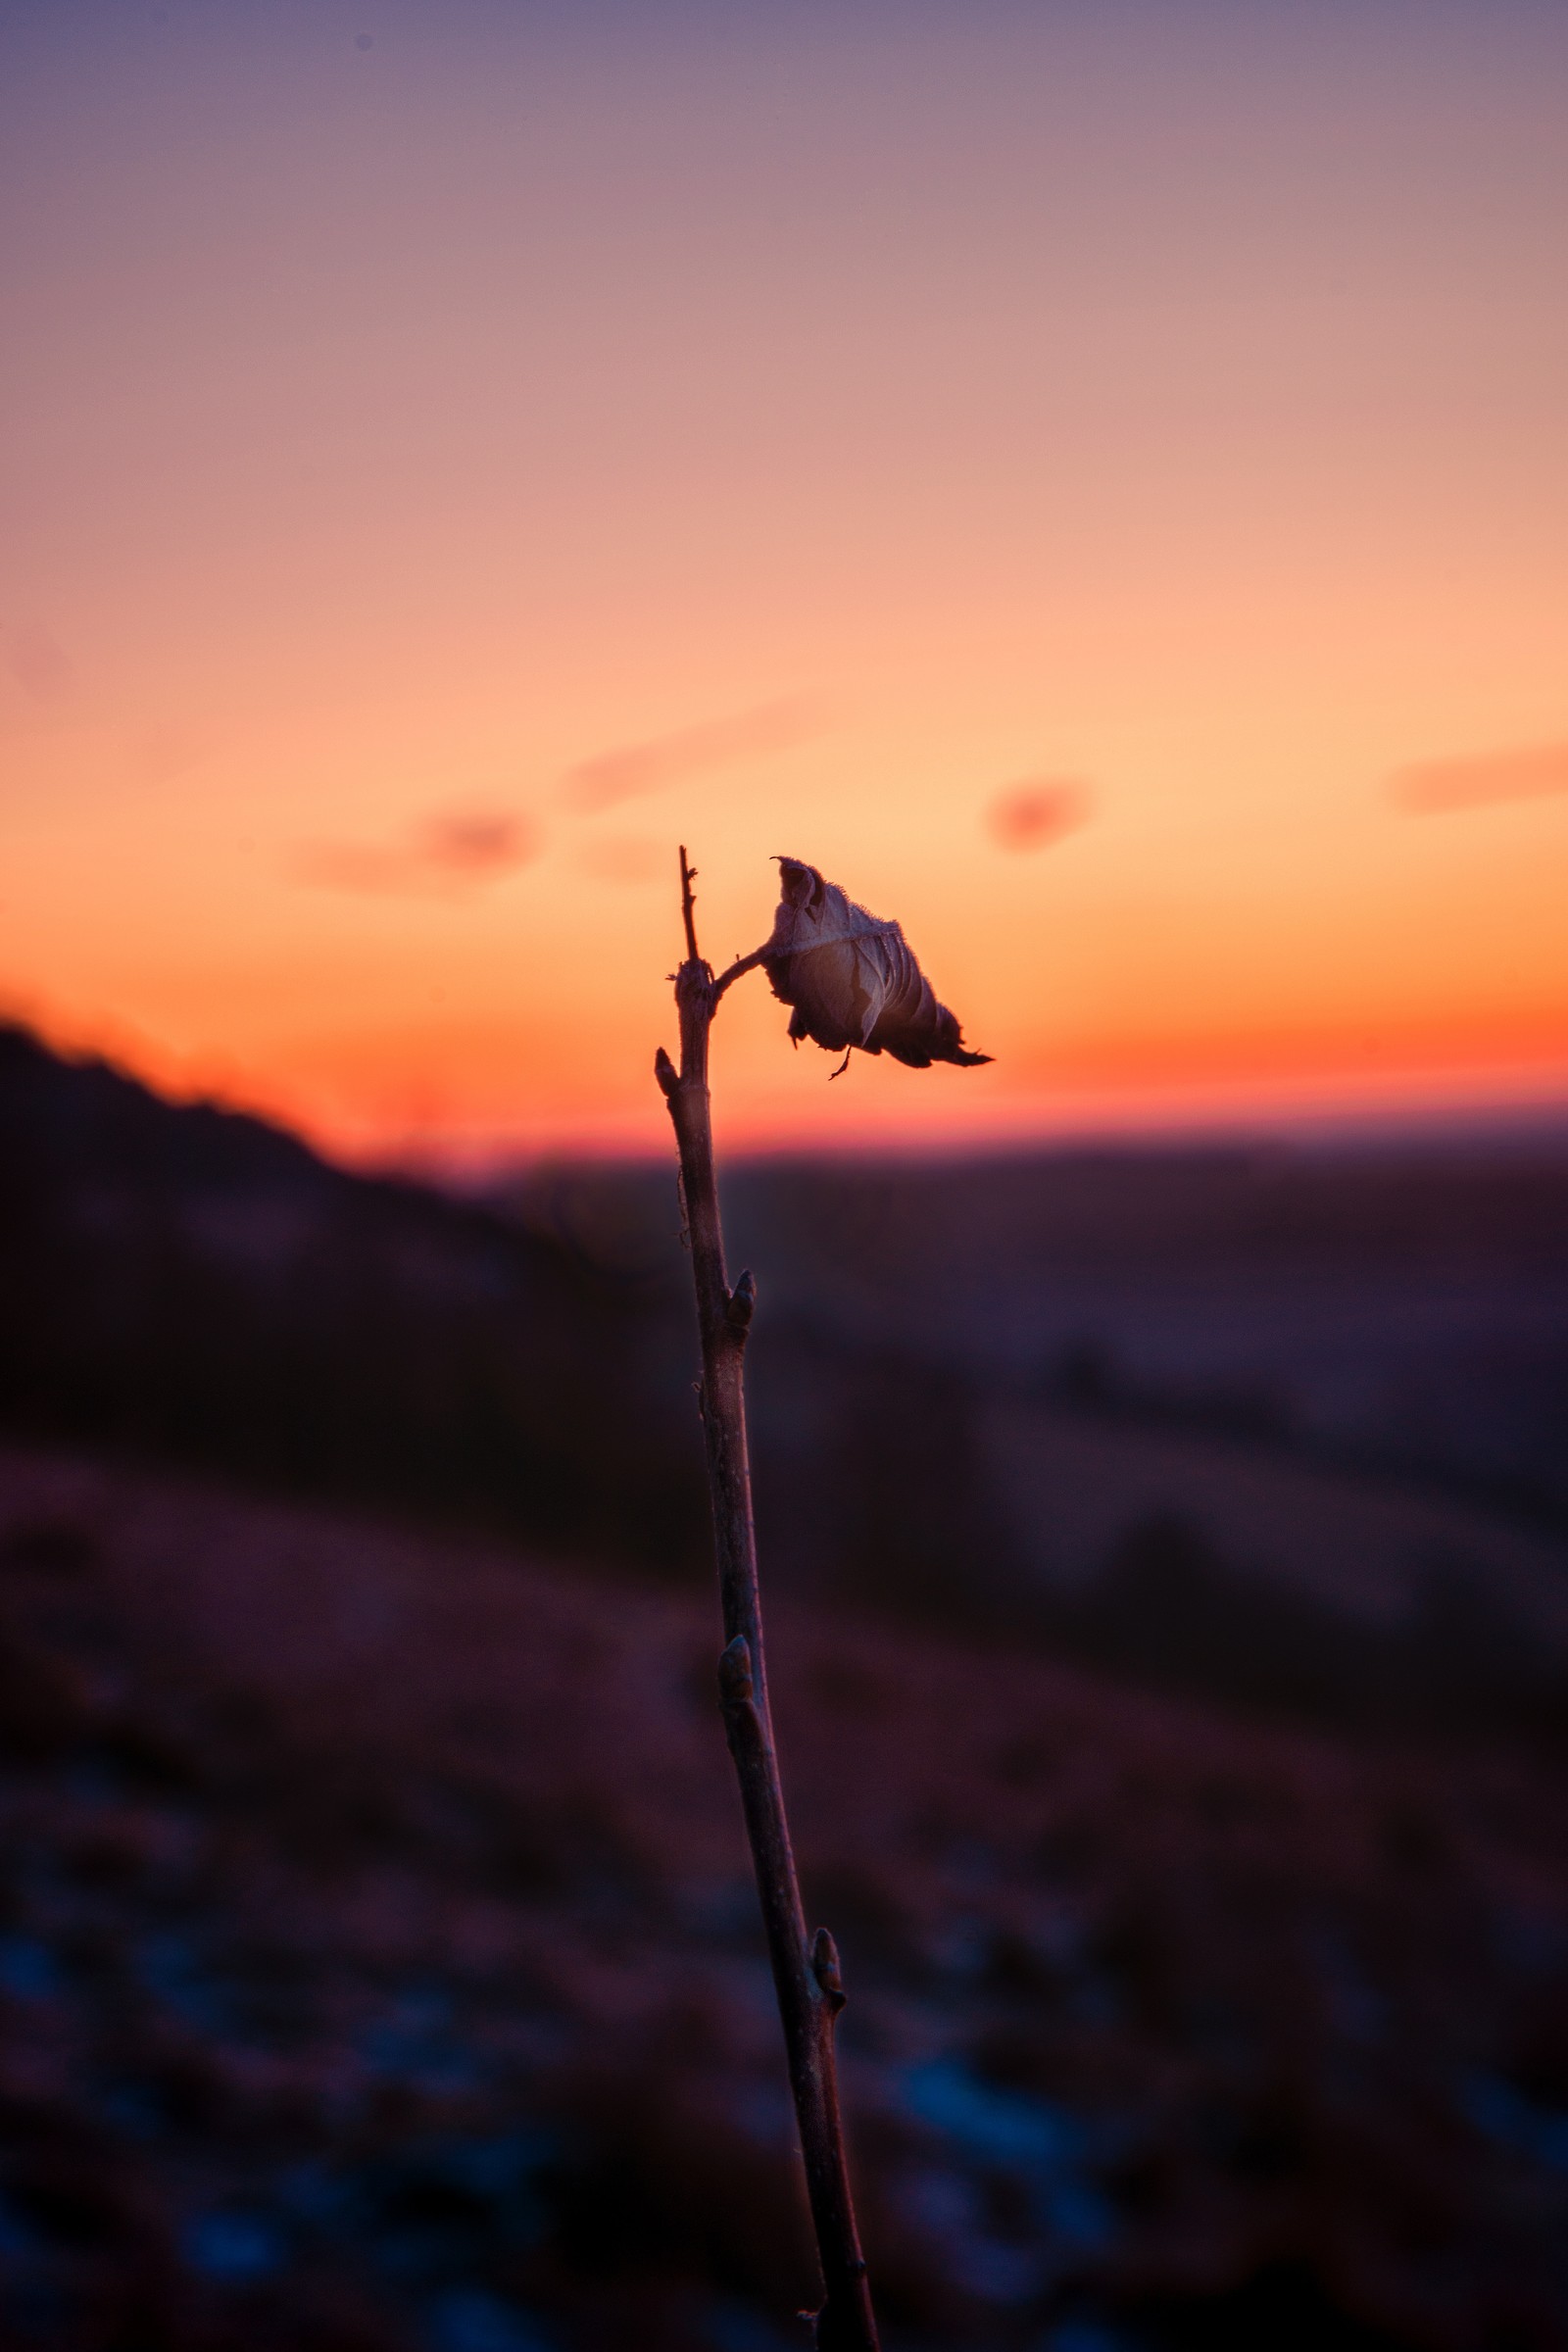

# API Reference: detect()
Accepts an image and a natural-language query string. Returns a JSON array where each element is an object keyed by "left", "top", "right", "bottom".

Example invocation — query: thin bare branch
[{"left": 655, "top": 857, "right": 879, "bottom": 2352}]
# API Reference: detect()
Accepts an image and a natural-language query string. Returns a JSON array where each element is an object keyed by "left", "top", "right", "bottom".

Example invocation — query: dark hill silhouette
[
  {"left": 4, "top": 1020, "right": 1568, "bottom": 1731},
  {"left": 0, "top": 1023, "right": 704, "bottom": 1574}
]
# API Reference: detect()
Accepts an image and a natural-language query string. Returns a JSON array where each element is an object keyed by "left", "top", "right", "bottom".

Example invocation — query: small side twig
[{"left": 656, "top": 847, "right": 879, "bottom": 2352}]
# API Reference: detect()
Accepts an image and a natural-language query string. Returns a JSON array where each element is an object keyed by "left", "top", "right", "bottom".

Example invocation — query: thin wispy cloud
[
  {"left": 987, "top": 776, "right": 1092, "bottom": 852},
  {"left": 418, "top": 812, "right": 534, "bottom": 873},
  {"left": 294, "top": 809, "right": 538, "bottom": 896},
  {"left": 562, "top": 698, "right": 820, "bottom": 813},
  {"left": 1390, "top": 741, "right": 1568, "bottom": 814}
]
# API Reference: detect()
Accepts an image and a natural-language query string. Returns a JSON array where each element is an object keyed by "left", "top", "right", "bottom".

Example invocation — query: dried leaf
[{"left": 760, "top": 858, "right": 992, "bottom": 1070}]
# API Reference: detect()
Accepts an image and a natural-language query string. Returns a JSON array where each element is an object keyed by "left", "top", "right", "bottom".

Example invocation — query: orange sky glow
[{"left": 3, "top": 2, "right": 1565, "bottom": 1167}]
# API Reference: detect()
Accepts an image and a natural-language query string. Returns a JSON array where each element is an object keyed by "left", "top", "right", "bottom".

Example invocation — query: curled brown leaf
[{"left": 760, "top": 858, "right": 992, "bottom": 1072}]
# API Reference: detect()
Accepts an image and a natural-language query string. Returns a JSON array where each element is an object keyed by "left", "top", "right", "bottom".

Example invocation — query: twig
[
  {"left": 655, "top": 847, "right": 879, "bottom": 2352},
  {"left": 679, "top": 841, "right": 702, "bottom": 965}
]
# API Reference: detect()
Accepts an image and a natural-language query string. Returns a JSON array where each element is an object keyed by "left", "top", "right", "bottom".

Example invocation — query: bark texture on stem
[{"left": 656, "top": 848, "right": 879, "bottom": 2352}]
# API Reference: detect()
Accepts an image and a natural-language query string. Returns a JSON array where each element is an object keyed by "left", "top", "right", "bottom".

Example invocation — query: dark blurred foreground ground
[
  {"left": 2, "top": 1446, "right": 1568, "bottom": 2352},
  {"left": 4, "top": 1023, "right": 1568, "bottom": 2346}
]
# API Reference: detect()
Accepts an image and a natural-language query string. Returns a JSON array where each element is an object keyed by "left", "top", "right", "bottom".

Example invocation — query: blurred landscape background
[
  {"left": 2, "top": 1021, "right": 1567, "bottom": 2350},
  {"left": 5, "top": 0, "right": 1568, "bottom": 2344}
]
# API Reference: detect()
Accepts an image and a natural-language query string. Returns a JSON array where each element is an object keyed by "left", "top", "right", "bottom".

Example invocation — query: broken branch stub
[{"left": 759, "top": 857, "right": 992, "bottom": 1070}]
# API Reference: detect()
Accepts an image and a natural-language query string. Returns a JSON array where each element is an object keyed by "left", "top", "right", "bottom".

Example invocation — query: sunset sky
[{"left": 3, "top": 0, "right": 1565, "bottom": 1165}]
